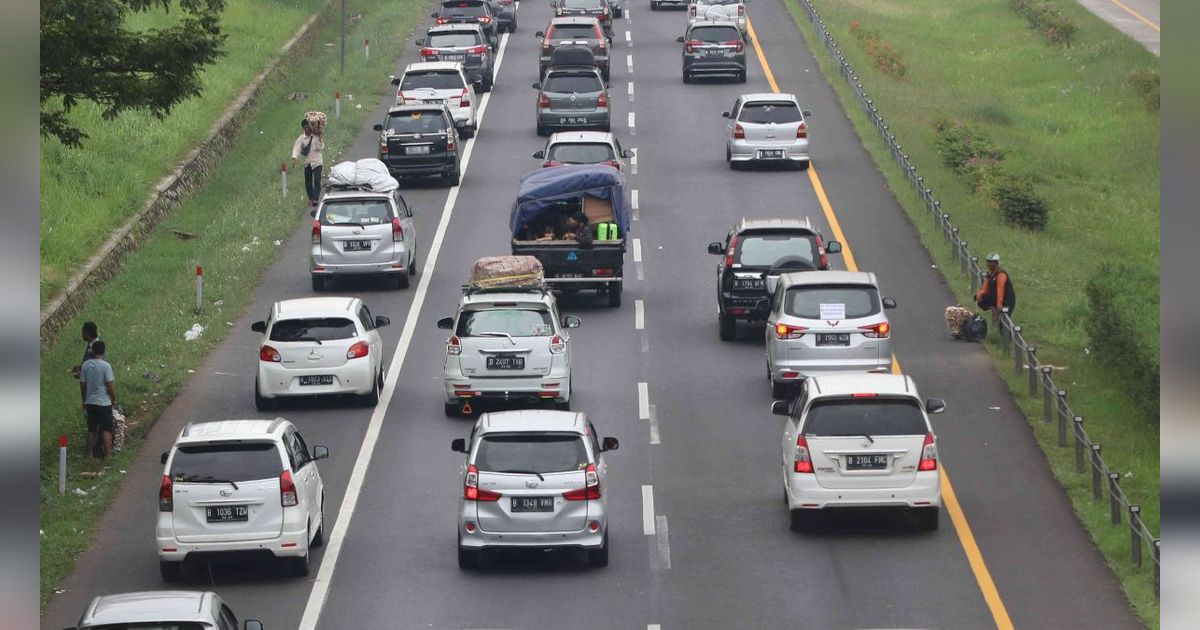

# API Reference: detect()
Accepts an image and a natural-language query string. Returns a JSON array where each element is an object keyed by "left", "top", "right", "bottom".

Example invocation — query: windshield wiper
[
  {"left": 330, "top": 222, "right": 366, "bottom": 228},
  {"left": 286, "top": 335, "right": 323, "bottom": 345},
  {"left": 496, "top": 469, "right": 545, "bottom": 481},
  {"left": 829, "top": 433, "right": 875, "bottom": 444},
  {"left": 182, "top": 475, "right": 240, "bottom": 490},
  {"left": 475, "top": 331, "right": 516, "bottom": 345}
]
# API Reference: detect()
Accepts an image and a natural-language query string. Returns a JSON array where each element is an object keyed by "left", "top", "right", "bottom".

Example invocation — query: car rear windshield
[
  {"left": 739, "top": 101, "right": 802, "bottom": 124},
  {"left": 544, "top": 73, "right": 602, "bottom": 93},
  {"left": 457, "top": 308, "right": 554, "bottom": 337},
  {"left": 321, "top": 200, "right": 392, "bottom": 226},
  {"left": 550, "top": 24, "right": 599, "bottom": 38},
  {"left": 547, "top": 142, "right": 615, "bottom": 163},
  {"left": 475, "top": 433, "right": 589, "bottom": 474},
  {"left": 691, "top": 26, "right": 741, "bottom": 42},
  {"left": 270, "top": 318, "right": 358, "bottom": 342},
  {"left": 783, "top": 284, "right": 881, "bottom": 319},
  {"left": 802, "top": 398, "right": 927, "bottom": 436},
  {"left": 734, "top": 233, "right": 818, "bottom": 268},
  {"left": 401, "top": 71, "right": 465, "bottom": 91},
  {"left": 563, "top": 0, "right": 604, "bottom": 8},
  {"left": 170, "top": 442, "right": 282, "bottom": 483},
  {"left": 427, "top": 32, "right": 482, "bottom": 47},
  {"left": 385, "top": 110, "right": 450, "bottom": 134},
  {"left": 441, "top": 2, "right": 487, "bottom": 17},
  {"left": 699, "top": 0, "right": 741, "bottom": 5},
  {"left": 90, "top": 624, "right": 208, "bottom": 630}
]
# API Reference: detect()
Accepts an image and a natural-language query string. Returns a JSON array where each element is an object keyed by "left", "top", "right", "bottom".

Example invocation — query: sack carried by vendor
[
  {"left": 945, "top": 305, "right": 973, "bottom": 338},
  {"left": 304, "top": 111, "right": 328, "bottom": 135}
]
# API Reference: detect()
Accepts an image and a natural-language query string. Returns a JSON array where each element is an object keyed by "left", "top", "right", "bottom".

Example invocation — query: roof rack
[
  {"left": 323, "top": 182, "right": 382, "bottom": 193},
  {"left": 462, "top": 283, "right": 550, "bottom": 296}
]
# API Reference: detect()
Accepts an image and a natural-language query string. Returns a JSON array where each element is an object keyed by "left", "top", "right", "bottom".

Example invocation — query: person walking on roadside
[
  {"left": 291, "top": 119, "right": 325, "bottom": 207},
  {"left": 79, "top": 340, "right": 116, "bottom": 463},
  {"left": 70, "top": 321, "right": 100, "bottom": 378},
  {"left": 975, "top": 252, "right": 1016, "bottom": 319}
]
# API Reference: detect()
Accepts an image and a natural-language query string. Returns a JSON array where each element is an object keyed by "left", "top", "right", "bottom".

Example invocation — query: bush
[
  {"left": 1010, "top": 0, "right": 1077, "bottom": 46},
  {"left": 1128, "top": 69, "right": 1160, "bottom": 111},
  {"left": 1084, "top": 263, "right": 1160, "bottom": 424},
  {"left": 962, "top": 155, "right": 1003, "bottom": 193},
  {"left": 849, "top": 19, "right": 907, "bottom": 78},
  {"left": 933, "top": 118, "right": 1005, "bottom": 172},
  {"left": 988, "top": 173, "right": 1049, "bottom": 230}
]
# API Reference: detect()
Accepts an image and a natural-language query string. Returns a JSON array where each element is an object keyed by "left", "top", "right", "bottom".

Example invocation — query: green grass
[
  {"left": 781, "top": 0, "right": 1159, "bottom": 626},
  {"left": 39, "top": 0, "right": 422, "bottom": 611},
  {"left": 39, "top": 0, "right": 329, "bottom": 305}
]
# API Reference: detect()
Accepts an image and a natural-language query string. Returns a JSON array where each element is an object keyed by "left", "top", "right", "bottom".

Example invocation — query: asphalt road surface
[{"left": 44, "top": 1, "right": 1144, "bottom": 628}]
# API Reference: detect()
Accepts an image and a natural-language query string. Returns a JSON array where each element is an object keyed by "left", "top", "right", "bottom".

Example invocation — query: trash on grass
[{"left": 184, "top": 324, "right": 204, "bottom": 341}]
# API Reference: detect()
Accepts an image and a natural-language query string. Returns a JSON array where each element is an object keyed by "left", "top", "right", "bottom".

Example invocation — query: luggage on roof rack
[{"left": 467, "top": 256, "right": 545, "bottom": 290}]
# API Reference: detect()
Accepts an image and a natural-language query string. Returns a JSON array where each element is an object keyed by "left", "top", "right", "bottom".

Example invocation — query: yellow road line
[
  {"left": 746, "top": 15, "right": 1015, "bottom": 630},
  {"left": 1108, "top": 0, "right": 1160, "bottom": 32}
]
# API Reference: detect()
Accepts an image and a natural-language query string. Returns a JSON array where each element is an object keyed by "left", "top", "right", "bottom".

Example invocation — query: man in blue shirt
[{"left": 79, "top": 340, "right": 116, "bottom": 462}]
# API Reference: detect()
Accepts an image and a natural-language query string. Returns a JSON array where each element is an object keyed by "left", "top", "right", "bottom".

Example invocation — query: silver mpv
[
  {"left": 310, "top": 188, "right": 419, "bottom": 290},
  {"left": 765, "top": 271, "right": 896, "bottom": 398},
  {"left": 724, "top": 93, "right": 812, "bottom": 169},
  {"left": 451, "top": 410, "right": 619, "bottom": 569}
]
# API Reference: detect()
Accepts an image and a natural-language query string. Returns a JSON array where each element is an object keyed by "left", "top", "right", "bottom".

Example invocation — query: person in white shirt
[{"left": 291, "top": 119, "right": 326, "bottom": 207}]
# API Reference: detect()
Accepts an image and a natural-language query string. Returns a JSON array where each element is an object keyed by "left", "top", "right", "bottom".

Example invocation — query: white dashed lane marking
[
  {"left": 642, "top": 485, "right": 656, "bottom": 535},
  {"left": 635, "top": 299, "right": 645, "bottom": 330},
  {"left": 627, "top": 53, "right": 633, "bottom": 70},
  {"left": 632, "top": 238, "right": 642, "bottom": 262},
  {"left": 638, "top": 382, "right": 650, "bottom": 420}
]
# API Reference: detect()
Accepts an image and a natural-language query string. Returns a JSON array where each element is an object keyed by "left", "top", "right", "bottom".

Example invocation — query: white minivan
[{"left": 393, "top": 61, "right": 480, "bottom": 138}]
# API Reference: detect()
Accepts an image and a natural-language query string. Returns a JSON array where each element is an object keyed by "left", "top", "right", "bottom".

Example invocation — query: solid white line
[
  {"left": 642, "top": 485, "right": 656, "bottom": 535},
  {"left": 632, "top": 238, "right": 642, "bottom": 262},
  {"left": 626, "top": 53, "right": 633, "bottom": 70},
  {"left": 638, "top": 382, "right": 649, "bottom": 420},
  {"left": 635, "top": 299, "right": 644, "bottom": 329},
  {"left": 655, "top": 515, "right": 671, "bottom": 570},
  {"left": 297, "top": 30, "right": 513, "bottom": 630},
  {"left": 648, "top": 404, "right": 660, "bottom": 444}
]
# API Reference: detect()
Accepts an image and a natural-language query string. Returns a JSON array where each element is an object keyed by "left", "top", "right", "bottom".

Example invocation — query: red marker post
[
  {"left": 194, "top": 265, "right": 203, "bottom": 314},
  {"left": 334, "top": 91, "right": 342, "bottom": 120},
  {"left": 59, "top": 434, "right": 68, "bottom": 495}
]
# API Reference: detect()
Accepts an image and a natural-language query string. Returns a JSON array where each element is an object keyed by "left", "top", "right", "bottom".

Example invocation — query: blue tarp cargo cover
[{"left": 510, "top": 164, "right": 630, "bottom": 237}]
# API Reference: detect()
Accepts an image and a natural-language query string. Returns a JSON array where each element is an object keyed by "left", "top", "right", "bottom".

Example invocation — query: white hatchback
[
  {"left": 392, "top": 61, "right": 480, "bottom": 138},
  {"left": 252, "top": 297, "right": 390, "bottom": 410},
  {"left": 156, "top": 419, "right": 329, "bottom": 580},
  {"left": 774, "top": 373, "right": 945, "bottom": 531}
]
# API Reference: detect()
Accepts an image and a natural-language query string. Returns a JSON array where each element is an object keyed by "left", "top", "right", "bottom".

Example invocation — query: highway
[{"left": 44, "top": 1, "right": 1143, "bottom": 628}]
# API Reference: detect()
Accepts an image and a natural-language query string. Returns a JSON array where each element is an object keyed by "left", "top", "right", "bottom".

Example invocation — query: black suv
[
  {"left": 374, "top": 105, "right": 462, "bottom": 185},
  {"left": 707, "top": 217, "right": 841, "bottom": 340},
  {"left": 432, "top": 0, "right": 499, "bottom": 49}
]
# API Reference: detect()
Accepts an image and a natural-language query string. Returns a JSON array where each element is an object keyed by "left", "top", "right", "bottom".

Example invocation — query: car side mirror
[
  {"left": 532, "top": 82, "right": 542, "bottom": 90},
  {"left": 675, "top": 35, "right": 686, "bottom": 43},
  {"left": 251, "top": 321, "right": 267, "bottom": 333},
  {"left": 160, "top": 452, "right": 169, "bottom": 465},
  {"left": 451, "top": 438, "right": 468, "bottom": 453},
  {"left": 373, "top": 124, "right": 384, "bottom": 132},
  {"left": 390, "top": 77, "right": 402, "bottom": 86},
  {"left": 771, "top": 400, "right": 791, "bottom": 416},
  {"left": 621, "top": 149, "right": 634, "bottom": 158},
  {"left": 802, "top": 109, "right": 812, "bottom": 117},
  {"left": 707, "top": 242, "right": 725, "bottom": 255},
  {"left": 925, "top": 398, "right": 946, "bottom": 414},
  {"left": 532, "top": 150, "right": 545, "bottom": 159},
  {"left": 437, "top": 316, "right": 454, "bottom": 330},
  {"left": 601, "top": 437, "right": 619, "bottom": 452},
  {"left": 882, "top": 297, "right": 897, "bottom": 309},
  {"left": 430, "top": 11, "right": 438, "bottom": 17},
  {"left": 563, "top": 315, "right": 582, "bottom": 328},
  {"left": 721, "top": 111, "right": 731, "bottom": 118},
  {"left": 473, "top": 79, "right": 484, "bottom": 87},
  {"left": 312, "top": 445, "right": 330, "bottom": 460},
  {"left": 824, "top": 240, "right": 842, "bottom": 254},
  {"left": 310, "top": 209, "right": 317, "bottom": 217},
  {"left": 375, "top": 315, "right": 391, "bottom": 328},
  {"left": 243, "top": 621, "right": 264, "bottom": 630},
  {"left": 415, "top": 38, "right": 425, "bottom": 46},
  {"left": 535, "top": 31, "right": 545, "bottom": 38}
]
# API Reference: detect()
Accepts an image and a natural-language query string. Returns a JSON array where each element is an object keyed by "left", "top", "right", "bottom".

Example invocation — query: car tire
[
  {"left": 409, "top": 251, "right": 420, "bottom": 276},
  {"left": 798, "top": 160, "right": 811, "bottom": 171},
  {"left": 287, "top": 550, "right": 310, "bottom": 577},
  {"left": 650, "top": 0, "right": 658, "bottom": 9},
  {"left": 718, "top": 312, "right": 736, "bottom": 341},
  {"left": 395, "top": 270, "right": 411, "bottom": 289},
  {"left": 682, "top": 71, "right": 691, "bottom": 84},
  {"left": 587, "top": 533, "right": 609, "bottom": 567},
  {"left": 602, "top": 68, "right": 610, "bottom": 82},
  {"left": 361, "top": 371, "right": 381, "bottom": 407},
  {"left": 311, "top": 275, "right": 325, "bottom": 292},
  {"left": 789, "top": 509, "right": 817, "bottom": 532},
  {"left": 254, "top": 381, "right": 274, "bottom": 412},
  {"left": 606, "top": 281, "right": 622, "bottom": 307},
  {"left": 729, "top": 158, "right": 740, "bottom": 170},
  {"left": 771, "top": 379, "right": 793, "bottom": 400},
  {"left": 444, "top": 401, "right": 459, "bottom": 417},
  {"left": 447, "top": 166, "right": 461, "bottom": 187},
  {"left": 458, "top": 538, "right": 480, "bottom": 569},
  {"left": 737, "top": 69, "right": 747, "bottom": 83},
  {"left": 311, "top": 499, "right": 325, "bottom": 547},
  {"left": 916, "top": 507, "right": 940, "bottom": 531},
  {"left": 536, "top": 122, "right": 548, "bottom": 136},
  {"left": 555, "top": 398, "right": 571, "bottom": 411},
  {"left": 159, "top": 560, "right": 183, "bottom": 582},
  {"left": 483, "top": 75, "right": 494, "bottom": 92}
]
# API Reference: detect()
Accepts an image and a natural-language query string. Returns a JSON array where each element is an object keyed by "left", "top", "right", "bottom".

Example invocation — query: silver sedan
[{"left": 723, "top": 92, "right": 812, "bottom": 169}]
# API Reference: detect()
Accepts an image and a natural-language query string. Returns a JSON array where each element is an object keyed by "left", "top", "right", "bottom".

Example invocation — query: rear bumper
[
  {"left": 310, "top": 253, "right": 410, "bottom": 275},
  {"left": 444, "top": 371, "right": 571, "bottom": 403},
  {"left": 459, "top": 515, "right": 605, "bottom": 550},
  {"left": 537, "top": 110, "right": 610, "bottom": 130},
  {"left": 768, "top": 360, "right": 893, "bottom": 382},
  {"left": 719, "top": 293, "right": 770, "bottom": 318},
  {"left": 786, "top": 472, "right": 942, "bottom": 510},
  {"left": 258, "top": 360, "right": 375, "bottom": 398},
  {"left": 729, "top": 138, "right": 810, "bottom": 163},
  {"left": 381, "top": 154, "right": 458, "bottom": 176},
  {"left": 683, "top": 57, "right": 746, "bottom": 75},
  {"left": 156, "top": 525, "right": 308, "bottom": 561}
]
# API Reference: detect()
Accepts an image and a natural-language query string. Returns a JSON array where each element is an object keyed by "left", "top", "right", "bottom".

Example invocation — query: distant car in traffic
[
  {"left": 252, "top": 297, "right": 390, "bottom": 409},
  {"left": 393, "top": 61, "right": 480, "bottom": 138},
  {"left": 374, "top": 104, "right": 462, "bottom": 185},
  {"left": 416, "top": 23, "right": 495, "bottom": 92},
  {"left": 650, "top": 0, "right": 688, "bottom": 10},
  {"left": 723, "top": 93, "right": 811, "bottom": 169},
  {"left": 309, "top": 182, "right": 419, "bottom": 290},
  {"left": 156, "top": 419, "right": 329, "bottom": 580},
  {"left": 487, "top": 0, "right": 518, "bottom": 33},
  {"left": 533, "top": 63, "right": 611, "bottom": 136},
  {"left": 677, "top": 20, "right": 747, "bottom": 83},
  {"left": 773, "top": 373, "right": 944, "bottom": 531},
  {"left": 451, "top": 409, "right": 619, "bottom": 568},
  {"left": 432, "top": 0, "right": 500, "bottom": 48},
  {"left": 537, "top": 16, "right": 611, "bottom": 80},
  {"left": 765, "top": 271, "right": 896, "bottom": 398},
  {"left": 689, "top": 0, "right": 747, "bottom": 34},
  {"left": 552, "top": 0, "right": 613, "bottom": 34},
  {"left": 66, "top": 590, "right": 265, "bottom": 630},
  {"left": 533, "top": 130, "right": 634, "bottom": 170}
]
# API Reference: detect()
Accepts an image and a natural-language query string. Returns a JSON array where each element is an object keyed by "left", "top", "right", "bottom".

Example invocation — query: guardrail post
[
  {"left": 1154, "top": 539, "right": 1160, "bottom": 598},
  {"left": 1108, "top": 472, "right": 1121, "bottom": 524},
  {"left": 999, "top": 310, "right": 1011, "bottom": 355},
  {"left": 1091, "top": 444, "right": 1102, "bottom": 499},
  {"left": 959, "top": 241, "right": 968, "bottom": 275},
  {"left": 1042, "top": 367, "right": 1053, "bottom": 423},
  {"left": 1013, "top": 331, "right": 1024, "bottom": 374},
  {"left": 970, "top": 257, "right": 980, "bottom": 294},
  {"left": 1057, "top": 390, "right": 1068, "bottom": 446},
  {"left": 1025, "top": 344, "right": 1036, "bottom": 389},
  {"left": 1073, "top": 416, "right": 1085, "bottom": 472},
  {"left": 1129, "top": 505, "right": 1142, "bottom": 567}
]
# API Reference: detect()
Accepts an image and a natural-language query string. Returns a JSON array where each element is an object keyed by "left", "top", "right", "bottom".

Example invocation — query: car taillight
[
  {"left": 346, "top": 340, "right": 370, "bottom": 359},
  {"left": 555, "top": 8, "right": 563, "bottom": 15},
  {"left": 459, "top": 88, "right": 471, "bottom": 108},
  {"left": 605, "top": 159, "right": 620, "bottom": 170},
  {"left": 724, "top": 39, "right": 744, "bottom": 53},
  {"left": 860, "top": 322, "right": 891, "bottom": 339},
  {"left": 542, "top": 41, "right": 552, "bottom": 51},
  {"left": 392, "top": 216, "right": 403, "bottom": 241},
  {"left": 479, "top": 15, "right": 492, "bottom": 23},
  {"left": 280, "top": 470, "right": 298, "bottom": 507},
  {"left": 597, "top": 93, "right": 608, "bottom": 107},
  {"left": 538, "top": 92, "right": 550, "bottom": 107},
  {"left": 598, "top": 30, "right": 606, "bottom": 49},
  {"left": 259, "top": 344, "right": 281, "bottom": 362},
  {"left": 396, "top": 89, "right": 407, "bottom": 101},
  {"left": 549, "top": 334, "right": 566, "bottom": 354},
  {"left": 543, "top": 160, "right": 561, "bottom": 167},
  {"left": 775, "top": 323, "right": 808, "bottom": 339},
  {"left": 159, "top": 475, "right": 173, "bottom": 512},
  {"left": 379, "top": 140, "right": 388, "bottom": 154},
  {"left": 468, "top": 44, "right": 487, "bottom": 55},
  {"left": 564, "top": 463, "right": 601, "bottom": 500},
  {"left": 464, "top": 464, "right": 502, "bottom": 501},
  {"left": 733, "top": 123, "right": 745, "bottom": 139},
  {"left": 797, "top": 121, "right": 808, "bottom": 139},
  {"left": 724, "top": 234, "right": 737, "bottom": 266},
  {"left": 918, "top": 433, "right": 938, "bottom": 471},
  {"left": 685, "top": 39, "right": 703, "bottom": 54},
  {"left": 311, "top": 220, "right": 321, "bottom": 244},
  {"left": 447, "top": 136, "right": 456, "bottom": 151},
  {"left": 436, "top": 17, "right": 448, "bottom": 24},
  {"left": 689, "top": 5, "right": 696, "bottom": 16},
  {"left": 794, "top": 436, "right": 814, "bottom": 473},
  {"left": 420, "top": 47, "right": 436, "bottom": 58},
  {"left": 738, "top": 4, "right": 744, "bottom": 16},
  {"left": 447, "top": 335, "right": 462, "bottom": 355},
  {"left": 815, "top": 235, "right": 829, "bottom": 269}
]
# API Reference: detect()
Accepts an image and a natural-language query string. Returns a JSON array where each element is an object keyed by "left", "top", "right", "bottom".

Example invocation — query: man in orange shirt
[{"left": 975, "top": 252, "right": 1016, "bottom": 318}]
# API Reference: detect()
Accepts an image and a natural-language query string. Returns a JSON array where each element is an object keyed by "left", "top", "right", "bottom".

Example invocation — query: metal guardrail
[{"left": 797, "top": 0, "right": 1159, "bottom": 596}]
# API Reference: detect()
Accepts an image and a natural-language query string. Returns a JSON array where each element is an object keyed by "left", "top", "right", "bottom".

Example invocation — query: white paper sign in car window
[{"left": 820, "top": 303, "right": 846, "bottom": 321}]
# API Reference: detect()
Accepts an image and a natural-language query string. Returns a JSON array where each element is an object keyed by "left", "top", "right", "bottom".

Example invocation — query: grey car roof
[
  {"left": 548, "top": 130, "right": 617, "bottom": 144},
  {"left": 387, "top": 103, "right": 453, "bottom": 116},
  {"left": 461, "top": 290, "right": 556, "bottom": 307},
  {"left": 427, "top": 22, "right": 485, "bottom": 33},
  {"left": 735, "top": 217, "right": 815, "bottom": 233},
  {"left": 179, "top": 418, "right": 291, "bottom": 441},
  {"left": 807, "top": 373, "right": 917, "bottom": 398},
  {"left": 779, "top": 270, "right": 877, "bottom": 287},
  {"left": 739, "top": 92, "right": 799, "bottom": 103},
  {"left": 481, "top": 410, "right": 586, "bottom": 433},
  {"left": 549, "top": 15, "right": 604, "bottom": 26},
  {"left": 688, "top": 18, "right": 741, "bottom": 28},
  {"left": 81, "top": 590, "right": 216, "bottom": 625}
]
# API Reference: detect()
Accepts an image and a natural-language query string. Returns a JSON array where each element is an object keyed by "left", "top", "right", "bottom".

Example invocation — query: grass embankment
[
  {"left": 782, "top": 0, "right": 1160, "bottom": 625},
  {"left": 40, "top": 0, "right": 329, "bottom": 305},
  {"left": 39, "top": 0, "right": 423, "bottom": 610}
]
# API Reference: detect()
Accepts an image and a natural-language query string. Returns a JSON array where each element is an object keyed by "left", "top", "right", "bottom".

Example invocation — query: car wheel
[
  {"left": 587, "top": 533, "right": 609, "bottom": 567},
  {"left": 287, "top": 549, "right": 310, "bottom": 577},
  {"left": 458, "top": 536, "right": 480, "bottom": 569},
  {"left": 159, "top": 560, "right": 183, "bottom": 582},
  {"left": 483, "top": 75, "right": 494, "bottom": 92},
  {"left": 395, "top": 270, "right": 411, "bottom": 289},
  {"left": 311, "top": 498, "right": 325, "bottom": 547},
  {"left": 729, "top": 157, "right": 740, "bottom": 170},
  {"left": 254, "top": 381, "right": 274, "bottom": 412},
  {"left": 409, "top": 251, "right": 420, "bottom": 276},
  {"left": 682, "top": 71, "right": 691, "bottom": 84},
  {"left": 361, "top": 372, "right": 381, "bottom": 407},
  {"left": 771, "top": 379, "right": 793, "bottom": 400},
  {"left": 737, "top": 69, "right": 747, "bottom": 83},
  {"left": 536, "top": 122, "right": 548, "bottom": 136},
  {"left": 447, "top": 166, "right": 461, "bottom": 187},
  {"left": 916, "top": 507, "right": 940, "bottom": 531},
  {"left": 798, "top": 160, "right": 811, "bottom": 171},
  {"left": 718, "top": 312, "right": 736, "bottom": 341},
  {"left": 444, "top": 401, "right": 459, "bottom": 417},
  {"left": 606, "top": 281, "right": 622, "bottom": 307},
  {"left": 555, "top": 398, "right": 571, "bottom": 411},
  {"left": 602, "top": 68, "right": 610, "bottom": 82},
  {"left": 789, "top": 509, "right": 817, "bottom": 532},
  {"left": 311, "top": 275, "right": 325, "bottom": 292}
]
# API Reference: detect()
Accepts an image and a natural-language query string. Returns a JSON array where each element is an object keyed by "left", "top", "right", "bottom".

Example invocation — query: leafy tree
[{"left": 40, "top": 0, "right": 227, "bottom": 147}]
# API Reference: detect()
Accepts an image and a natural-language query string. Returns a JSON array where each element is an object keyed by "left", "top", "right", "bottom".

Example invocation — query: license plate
[
  {"left": 815, "top": 333, "right": 850, "bottom": 346},
  {"left": 560, "top": 273, "right": 583, "bottom": 278},
  {"left": 206, "top": 505, "right": 248, "bottom": 522},
  {"left": 734, "top": 278, "right": 763, "bottom": 289},
  {"left": 299, "top": 375, "right": 334, "bottom": 386},
  {"left": 511, "top": 496, "right": 555, "bottom": 512},
  {"left": 845, "top": 454, "right": 890, "bottom": 470},
  {"left": 443, "top": 54, "right": 466, "bottom": 62},
  {"left": 405, "top": 145, "right": 432, "bottom": 155},
  {"left": 343, "top": 240, "right": 371, "bottom": 251},
  {"left": 559, "top": 116, "right": 588, "bottom": 124},
  {"left": 419, "top": 99, "right": 445, "bottom": 105},
  {"left": 486, "top": 355, "right": 525, "bottom": 370},
  {"left": 705, "top": 48, "right": 730, "bottom": 57},
  {"left": 758, "top": 149, "right": 785, "bottom": 159}
]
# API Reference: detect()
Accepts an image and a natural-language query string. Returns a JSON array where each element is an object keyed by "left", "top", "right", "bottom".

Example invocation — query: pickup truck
[{"left": 510, "top": 164, "right": 629, "bottom": 307}]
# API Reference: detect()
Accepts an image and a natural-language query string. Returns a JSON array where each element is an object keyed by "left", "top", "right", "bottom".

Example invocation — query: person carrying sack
[{"left": 291, "top": 117, "right": 326, "bottom": 207}]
